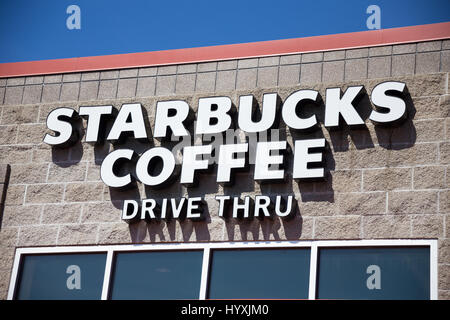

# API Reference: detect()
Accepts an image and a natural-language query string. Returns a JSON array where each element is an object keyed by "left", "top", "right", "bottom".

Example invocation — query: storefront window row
[{"left": 8, "top": 240, "right": 437, "bottom": 300}]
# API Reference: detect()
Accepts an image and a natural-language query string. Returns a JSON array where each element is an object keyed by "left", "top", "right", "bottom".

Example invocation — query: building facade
[{"left": 0, "top": 24, "right": 449, "bottom": 300}]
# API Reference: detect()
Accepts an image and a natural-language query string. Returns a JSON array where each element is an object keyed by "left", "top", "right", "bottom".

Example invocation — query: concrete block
[
  {"left": 62, "top": 73, "right": 81, "bottom": 82},
  {"left": 388, "top": 190, "right": 438, "bottom": 214},
  {"left": 119, "top": 69, "right": 138, "bottom": 78},
  {"left": 441, "top": 51, "right": 450, "bottom": 72},
  {"left": 197, "top": 62, "right": 216, "bottom": 72},
  {"left": 236, "top": 68, "right": 257, "bottom": 90},
  {"left": 417, "top": 41, "right": 441, "bottom": 52},
  {"left": 258, "top": 56, "right": 279, "bottom": 67},
  {"left": 79, "top": 81, "right": 99, "bottom": 101},
  {"left": 302, "top": 52, "right": 323, "bottom": 63},
  {"left": 346, "top": 48, "right": 368, "bottom": 59},
  {"left": 18, "top": 225, "right": 58, "bottom": 246},
  {"left": 195, "top": 72, "right": 216, "bottom": 93},
  {"left": 314, "top": 216, "right": 361, "bottom": 239},
  {"left": 415, "top": 52, "right": 440, "bottom": 74},
  {"left": 9, "top": 163, "right": 48, "bottom": 184},
  {"left": 393, "top": 43, "right": 416, "bottom": 54},
  {"left": 47, "top": 162, "right": 87, "bottom": 183},
  {"left": 43, "top": 74, "right": 62, "bottom": 83},
  {"left": 64, "top": 182, "right": 104, "bottom": 202},
  {"left": 25, "top": 76, "right": 43, "bottom": 85},
  {"left": 257, "top": 66, "right": 278, "bottom": 88},
  {"left": 238, "top": 58, "right": 258, "bottom": 69},
  {"left": 155, "top": 75, "right": 176, "bottom": 96},
  {"left": 280, "top": 54, "right": 301, "bottom": 65},
  {"left": 42, "top": 203, "right": 82, "bottom": 224},
  {"left": 324, "top": 50, "right": 345, "bottom": 61},
  {"left": 6, "top": 77, "right": 25, "bottom": 86},
  {"left": 22, "top": 85, "right": 42, "bottom": 104},
  {"left": 157, "top": 65, "right": 177, "bottom": 75},
  {"left": 300, "top": 62, "right": 322, "bottom": 84},
  {"left": 60, "top": 82, "right": 80, "bottom": 101},
  {"left": 57, "top": 224, "right": 99, "bottom": 245},
  {"left": 345, "top": 58, "right": 367, "bottom": 81},
  {"left": 363, "top": 168, "right": 412, "bottom": 191},
  {"left": 100, "top": 70, "right": 119, "bottom": 79},
  {"left": 25, "top": 184, "right": 65, "bottom": 204},
  {"left": 215, "top": 70, "right": 236, "bottom": 92},
  {"left": 363, "top": 215, "right": 411, "bottom": 238},
  {"left": 369, "top": 46, "right": 392, "bottom": 57},
  {"left": 81, "top": 72, "right": 100, "bottom": 81},
  {"left": 117, "top": 78, "right": 137, "bottom": 98},
  {"left": 175, "top": 73, "right": 196, "bottom": 94},
  {"left": 278, "top": 64, "right": 300, "bottom": 86},
  {"left": 136, "top": 77, "right": 156, "bottom": 97},
  {"left": 138, "top": 67, "right": 157, "bottom": 77},
  {"left": 2, "top": 205, "right": 42, "bottom": 227},
  {"left": 41, "top": 84, "right": 60, "bottom": 103},
  {"left": 177, "top": 64, "right": 197, "bottom": 74},
  {"left": 322, "top": 61, "right": 344, "bottom": 83},
  {"left": 4, "top": 86, "right": 23, "bottom": 105},
  {"left": 16, "top": 124, "right": 46, "bottom": 144},
  {"left": 368, "top": 56, "right": 391, "bottom": 79},
  {"left": 98, "top": 80, "right": 118, "bottom": 99},
  {"left": 392, "top": 54, "right": 415, "bottom": 76},
  {"left": 411, "top": 215, "right": 443, "bottom": 238},
  {"left": 217, "top": 60, "right": 237, "bottom": 70}
]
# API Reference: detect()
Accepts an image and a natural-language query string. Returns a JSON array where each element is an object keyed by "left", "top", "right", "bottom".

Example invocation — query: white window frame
[{"left": 7, "top": 239, "right": 438, "bottom": 300}]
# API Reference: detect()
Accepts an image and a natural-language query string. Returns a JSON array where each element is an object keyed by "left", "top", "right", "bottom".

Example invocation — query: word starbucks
[{"left": 44, "top": 81, "right": 407, "bottom": 188}]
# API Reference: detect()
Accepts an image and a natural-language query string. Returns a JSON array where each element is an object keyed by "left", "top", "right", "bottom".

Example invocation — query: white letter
[
  {"left": 275, "top": 195, "right": 294, "bottom": 218},
  {"left": 254, "top": 141, "right": 286, "bottom": 181},
  {"left": 66, "top": 265, "right": 81, "bottom": 290},
  {"left": 217, "top": 143, "right": 248, "bottom": 184},
  {"left": 293, "top": 138, "right": 326, "bottom": 179},
  {"left": 238, "top": 93, "right": 277, "bottom": 132},
  {"left": 136, "top": 147, "right": 176, "bottom": 187},
  {"left": 325, "top": 86, "right": 365, "bottom": 128},
  {"left": 366, "top": 5, "right": 381, "bottom": 30},
  {"left": 196, "top": 97, "right": 232, "bottom": 134},
  {"left": 66, "top": 5, "right": 81, "bottom": 30},
  {"left": 43, "top": 107, "right": 79, "bottom": 147},
  {"left": 187, "top": 197, "right": 203, "bottom": 219},
  {"left": 366, "top": 265, "right": 381, "bottom": 289},
  {"left": 180, "top": 145, "right": 212, "bottom": 185},
  {"left": 141, "top": 199, "right": 157, "bottom": 220},
  {"left": 79, "top": 105, "right": 113, "bottom": 143},
  {"left": 254, "top": 195, "right": 271, "bottom": 218},
  {"left": 215, "top": 195, "right": 231, "bottom": 218},
  {"left": 154, "top": 100, "right": 190, "bottom": 138},
  {"left": 107, "top": 103, "right": 147, "bottom": 142},
  {"left": 282, "top": 90, "right": 319, "bottom": 130},
  {"left": 100, "top": 149, "right": 134, "bottom": 188},
  {"left": 233, "top": 196, "right": 251, "bottom": 218},
  {"left": 122, "top": 199, "right": 139, "bottom": 222},
  {"left": 369, "top": 81, "right": 407, "bottom": 125}
]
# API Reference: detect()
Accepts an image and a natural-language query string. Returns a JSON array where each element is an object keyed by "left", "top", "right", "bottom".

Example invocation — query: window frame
[{"left": 7, "top": 239, "right": 438, "bottom": 300}]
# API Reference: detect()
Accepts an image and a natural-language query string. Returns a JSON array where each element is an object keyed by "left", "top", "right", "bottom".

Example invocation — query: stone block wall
[{"left": 0, "top": 39, "right": 449, "bottom": 299}]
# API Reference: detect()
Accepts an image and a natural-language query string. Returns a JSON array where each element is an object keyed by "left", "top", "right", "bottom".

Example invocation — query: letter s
[{"left": 43, "top": 107, "right": 80, "bottom": 148}]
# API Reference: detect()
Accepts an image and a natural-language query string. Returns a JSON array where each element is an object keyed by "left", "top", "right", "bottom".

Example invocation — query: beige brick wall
[{"left": 0, "top": 39, "right": 449, "bottom": 299}]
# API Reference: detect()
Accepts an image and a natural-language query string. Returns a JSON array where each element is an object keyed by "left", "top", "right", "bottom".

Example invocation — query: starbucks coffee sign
[{"left": 43, "top": 81, "right": 408, "bottom": 222}]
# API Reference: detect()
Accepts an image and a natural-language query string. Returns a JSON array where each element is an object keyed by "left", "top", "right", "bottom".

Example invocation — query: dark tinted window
[
  {"left": 208, "top": 248, "right": 310, "bottom": 299},
  {"left": 16, "top": 253, "right": 106, "bottom": 300},
  {"left": 110, "top": 250, "right": 203, "bottom": 299},
  {"left": 316, "top": 247, "right": 430, "bottom": 300}
]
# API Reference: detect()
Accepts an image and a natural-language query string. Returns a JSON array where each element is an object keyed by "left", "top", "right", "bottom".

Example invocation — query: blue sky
[{"left": 0, "top": 0, "right": 449, "bottom": 63}]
